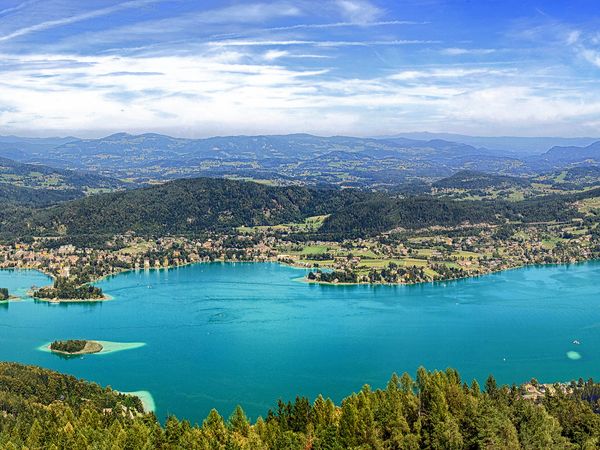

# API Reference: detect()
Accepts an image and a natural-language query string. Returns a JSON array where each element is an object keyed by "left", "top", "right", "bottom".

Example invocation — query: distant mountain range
[
  {"left": 384, "top": 132, "right": 600, "bottom": 155},
  {"left": 0, "top": 132, "right": 599, "bottom": 190}
]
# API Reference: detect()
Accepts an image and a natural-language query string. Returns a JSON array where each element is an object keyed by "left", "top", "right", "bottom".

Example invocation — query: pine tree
[
  {"left": 26, "top": 418, "right": 44, "bottom": 449},
  {"left": 338, "top": 395, "right": 359, "bottom": 448},
  {"left": 229, "top": 405, "right": 250, "bottom": 437},
  {"left": 203, "top": 408, "right": 229, "bottom": 449}
]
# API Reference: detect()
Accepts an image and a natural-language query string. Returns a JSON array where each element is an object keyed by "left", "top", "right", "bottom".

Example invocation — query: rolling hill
[
  {"left": 4, "top": 133, "right": 532, "bottom": 187},
  {"left": 2, "top": 177, "right": 588, "bottom": 240},
  {"left": 432, "top": 170, "right": 531, "bottom": 190},
  {"left": 0, "top": 156, "right": 129, "bottom": 193},
  {"left": 7, "top": 177, "right": 366, "bottom": 237},
  {"left": 530, "top": 141, "right": 600, "bottom": 169}
]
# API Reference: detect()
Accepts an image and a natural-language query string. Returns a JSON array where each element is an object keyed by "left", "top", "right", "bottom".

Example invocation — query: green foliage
[
  {"left": 9, "top": 177, "right": 365, "bottom": 237},
  {"left": 0, "top": 183, "right": 80, "bottom": 208},
  {"left": 50, "top": 340, "right": 88, "bottom": 353},
  {"left": 1, "top": 176, "right": 589, "bottom": 242},
  {"left": 2, "top": 363, "right": 600, "bottom": 449},
  {"left": 33, "top": 277, "right": 103, "bottom": 300}
]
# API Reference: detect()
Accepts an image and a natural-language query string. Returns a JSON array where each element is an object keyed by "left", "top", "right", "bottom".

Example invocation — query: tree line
[
  {"left": 0, "top": 176, "right": 596, "bottom": 242},
  {"left": 2, "top": 362, "right": 600, "bottom": 448}
]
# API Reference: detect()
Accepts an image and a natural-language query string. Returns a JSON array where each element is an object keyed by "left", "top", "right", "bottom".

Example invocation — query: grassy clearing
[
  {"left": 298, "top": 245, "right": 330, "bottom": 255},
  {"left": 578, "top": 197, "right": 600, "bottom": 214},
  {"left": 238, "top": 215, "right": 329, "bottom": 234},
  {"left": 541, "top": 236, "right": 564, "bottom": 250}
]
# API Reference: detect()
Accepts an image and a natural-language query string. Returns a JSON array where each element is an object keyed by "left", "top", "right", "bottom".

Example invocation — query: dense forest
[
  {"left": 317, "top": 192, "right": 581, "bottom": 237},
  {"left": 1, "top": 176, "right": 593, "bottom": 241},
  {"left": 4, "top": 177, "right": 366, "bottom": 238},
  {"left": 0, "top": 183, "right": 81, "bottom": 208},
  {"left": 2, "top": 362, "right": 600, "bottom": 449}
]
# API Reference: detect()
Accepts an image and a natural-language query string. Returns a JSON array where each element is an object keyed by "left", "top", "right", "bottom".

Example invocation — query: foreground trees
[{"left": 1, "top": 362, "right": 600, "bottom": 449}]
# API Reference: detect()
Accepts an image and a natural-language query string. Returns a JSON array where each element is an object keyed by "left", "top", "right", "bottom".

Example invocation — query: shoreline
[
  {"left": 29, "top": 291, "right": 113, "bottom": 303},
  {"left": 4, "top": 257, "right": 599, "bottom": 291},
  {"left": 39, "top": 340, "right": 146, "bottom": 355},
  {"left": 0, "top": 295, "right": 23, "bottom": 302},
  {"left": 35, "top": 294, "right": 112, "bottom": 303},
  {"left": 298, "top": 259, "right": 597, "bottom": 287}
]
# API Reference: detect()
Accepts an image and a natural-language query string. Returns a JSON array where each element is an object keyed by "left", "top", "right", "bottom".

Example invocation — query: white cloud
[
  {"left": 446, "top": 86, "right": 600, "bottom": 128},
  {"left": 335, "top": 0, "right": 383, "bottom": 24},
  {"left": 564, "top": 29, "right": 600, "bottom": 69},
  {"left": 208, "top": 39, "right": 439, "bottom": 48},
  {"left": 441, "top": 47, "right": 497, "bottom": 56},
  {"left": 22, "top": 2, "right": 306, "bottom": 53},
  {"left": 266, "top": 19, "right": 422, "bottom": 31},
  {"left": 186, "top": 2, "right": 302, "bottom": 24},
  {"left": 0, "top": 0, "right": 39, "bottom": 17},
  {"left": 263, "top": 49, "right": 290, "bottom": 60},
  {"left": 581, "top": 48, "right": 600, "bottom": 68},
  {"left": 566, "top": 30, "right": 581, "bottom": 45},
  {"left": 389, "top": 68, "right": 510, "bottom": 80},
  {"left": 0, "top": 0, "right": 162, "bottom": 43}
]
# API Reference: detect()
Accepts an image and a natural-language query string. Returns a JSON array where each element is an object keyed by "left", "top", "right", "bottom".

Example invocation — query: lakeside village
[{"left": 0, "top": 216, "right": 599, "bottom": 300}]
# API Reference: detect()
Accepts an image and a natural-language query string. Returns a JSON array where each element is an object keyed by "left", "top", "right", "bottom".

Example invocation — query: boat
[{"left": 573, "top": 340, "right": 581, "bottom": 345}]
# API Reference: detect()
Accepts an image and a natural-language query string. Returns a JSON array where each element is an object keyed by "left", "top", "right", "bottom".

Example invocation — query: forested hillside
[
  {"left": 433, "top": 170, "right": 531, "bottom": 190},
  {"left": 7, "top": 177, "right": 366, "bottom": 238},
  {"left": 0, "top": 183, "right": 81, "bottom": 207},
  {"left": 2, "top": 177, "right": 589, "bottom": 240},
  {"left": 317, "top": 193, "right": 580, "bottom": 237},
  {"left": 1, "top": 362, "right": 600, "bottom": 449}
]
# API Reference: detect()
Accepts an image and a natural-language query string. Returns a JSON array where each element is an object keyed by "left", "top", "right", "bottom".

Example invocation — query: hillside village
[{"left": 0, "top": 215, "right": 598, "bottom": 293}]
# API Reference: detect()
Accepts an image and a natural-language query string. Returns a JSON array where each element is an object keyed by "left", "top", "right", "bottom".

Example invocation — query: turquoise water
[{"left": 0, "top": 262, "right": 599, "bottom": 423}]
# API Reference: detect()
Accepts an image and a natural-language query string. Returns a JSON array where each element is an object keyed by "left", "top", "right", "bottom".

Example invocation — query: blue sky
[{"left": 0, "top": 0, "right": 599, "bottom": 137}]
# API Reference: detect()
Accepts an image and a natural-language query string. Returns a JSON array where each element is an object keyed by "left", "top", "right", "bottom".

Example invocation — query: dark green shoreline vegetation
[
  {"left": 33, "top": 277, "right": 104, "bottom": 301},
  {"left": 3, "top": 362, "right": 600, "bottom": 448},
  {"left": 49, "top": 339, "right": 103, "bottom": 355}
]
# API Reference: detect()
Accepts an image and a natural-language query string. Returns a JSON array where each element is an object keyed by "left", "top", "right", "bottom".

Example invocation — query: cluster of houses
[
  {"left": 0, "top": 219, "right": 596, "bottom": 285},
  {"left": 521, "top": 381, "right": 574, "bottom": 402}
]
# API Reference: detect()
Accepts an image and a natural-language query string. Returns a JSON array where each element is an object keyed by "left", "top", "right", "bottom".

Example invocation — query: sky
[{"left": 0, "top": 0, "right": 599, "bottom": 138}]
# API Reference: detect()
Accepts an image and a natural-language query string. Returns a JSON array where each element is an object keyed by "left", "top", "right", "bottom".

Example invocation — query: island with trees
[
  {"left": 49, "top": 339, "right": 103, "bottom": 355},
  {"left": 0, "top": 176, "right": 598, "bottom": 289},
  {"left": 32, "top": 277, "right": 106, "bottom": 302}
]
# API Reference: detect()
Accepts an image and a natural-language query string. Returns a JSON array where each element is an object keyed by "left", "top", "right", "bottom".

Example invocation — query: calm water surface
[{"left": 0, "top": 262, "right": 599, "bottom": 423}]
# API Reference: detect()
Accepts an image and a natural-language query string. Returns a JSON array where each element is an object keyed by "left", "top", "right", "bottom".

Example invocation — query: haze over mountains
[{"left": 1, "top": 133, "right": 600, "bottom": 190}]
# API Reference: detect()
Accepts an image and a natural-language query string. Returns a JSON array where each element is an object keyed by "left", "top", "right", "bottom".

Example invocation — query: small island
[
  {"left": 49, "top": 340, "right": 103, "bottom": 355},
  {"left": 0, "top": 288, "right": 20, "bottom": 301},
  {"left": 33, "top": 277, "right": 106, "bottom": 302}
]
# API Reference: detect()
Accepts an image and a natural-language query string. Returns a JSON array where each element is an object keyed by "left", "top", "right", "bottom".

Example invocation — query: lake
[{"left": 0, "top": 261, "right": 598, "bottom": 423}]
